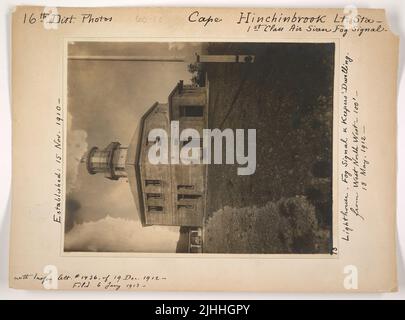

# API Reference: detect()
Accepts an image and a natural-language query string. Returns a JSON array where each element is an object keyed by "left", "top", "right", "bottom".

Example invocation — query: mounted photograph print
[
  {"left": 10, "top": 6, "right": 398, "bottom": 292},
  {"left": 65, "top": 41, "right": 334, "bottom": 255}
]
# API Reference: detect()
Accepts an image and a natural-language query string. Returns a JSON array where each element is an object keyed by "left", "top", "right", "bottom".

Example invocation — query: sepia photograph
[
  {"left": 64, "top": 41, "right": 334, "bottom": 254},
  {"left": 7, "top": 4, "right": 401, "bottom": 295}
]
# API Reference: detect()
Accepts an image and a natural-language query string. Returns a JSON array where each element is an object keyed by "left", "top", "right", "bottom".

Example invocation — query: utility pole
[
  {"left": 68, "top": 53, "right": 255, "bottom": 64},
  {"left": 68, "top": 55, "right": 187, "bottom": 62},
  {"left": 196, "top": 54, "right": 255, "bottom": 63}
]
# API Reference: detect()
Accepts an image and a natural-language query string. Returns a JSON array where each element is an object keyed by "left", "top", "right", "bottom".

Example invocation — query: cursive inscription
[
  {"left": 13, "top": 272, "right": 167, "bottom": 291},
  {"left": 235, "top": 11, "right": 386, "bottom": 37},
  {"left": 53, "top": 99, "right": 63, "bottom": 224},
  {"left": 23, "top": 12, "right": 112, "bottom": 25},
  {"left": 188, "top": 10, "right": 223, "bottom": 27},
  {"left": 339, "top": 55, "right": 369, "bottom": 242}
]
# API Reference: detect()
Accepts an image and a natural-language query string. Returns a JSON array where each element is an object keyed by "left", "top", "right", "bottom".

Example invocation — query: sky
[{"left": 65, "top": 42, "right": 201, "bottom": 252}]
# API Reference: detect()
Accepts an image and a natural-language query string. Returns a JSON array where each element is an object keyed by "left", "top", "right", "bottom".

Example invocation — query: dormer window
[
  {"left": 146, "top": 193, "right": 163, "bottom": 200},
  {"left": 148, "top": 205, "right": 163, "bottom": 212},
  {"left": 145, "top": 179, "right": 161, "bottom": 186},
  {"left": 178, "top": 194, "right": 201, "bottom": 200},
  {"left": 179, "top": 105, "right": 203, "bottom": 117},
  {"left": 146, "top": 135, "right": 161, "bottom": 146}
]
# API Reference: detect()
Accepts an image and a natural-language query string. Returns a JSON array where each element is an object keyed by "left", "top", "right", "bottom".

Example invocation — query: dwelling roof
[
  {"left": 168, "top": 81, "right": 182, "bottom": 120},
  {"left": 125, "top": 102, "right": 159, "bottom": 226}
]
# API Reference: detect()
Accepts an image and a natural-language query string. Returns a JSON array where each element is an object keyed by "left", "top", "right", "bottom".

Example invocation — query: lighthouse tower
[
  {"left": 80, "top": 80, "right": 208, "bottom": 228},
  {"left": 82, "top": 142, "right": 128, "bottom": 180}
]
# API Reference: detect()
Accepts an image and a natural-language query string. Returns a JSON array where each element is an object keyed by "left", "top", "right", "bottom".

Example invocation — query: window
[
  {"left": 146, "top": 136, "right": 161, "bottom": 146},
  {"left": 177, "top": 184, "right": 194, "bottom": 190},
  {"left": 146, "top": 193, "right": 163, "bottom": 200},
  {"left": 180, "top": 138, "right": 204, "bottom": 160},
  {"left": 148, "top": 205, "right": 163, "bottom": 212},
  {"left": 145, "top": 180, "right": 161, "bottom": 186},
  {"left": 181, "top": 137, "right": 192, "bottom": 147},
  {"left": 177, "top": 194, "right": 201, "bottom": 201},
  {"left": 179, "top": 106, "right": 203, "bottom": 117},
  {"left": 177, "top": 204, "right": 195, "bottom": 210},
  {"left": 181, "top": 137, "right": 202, "bottom": 148}
]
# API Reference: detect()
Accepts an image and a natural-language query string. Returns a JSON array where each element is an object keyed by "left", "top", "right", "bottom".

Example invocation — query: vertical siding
[
  {"left": 140, "top": 103, "right": 173, "bottom": 226},
  {"left": 139, "top": 85, "right": 208, "bottom": 227},
  {"left": 170, "top": 85, "right": 207, "bottom": 227}
]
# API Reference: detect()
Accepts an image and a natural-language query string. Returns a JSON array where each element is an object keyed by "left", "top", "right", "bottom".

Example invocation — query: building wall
[
  {"left": 139, "top": 103, "right": 173, "bottom": 226},
  {"left": 112, "top": 147, "right": 128, "bottom": 178},
  {"left": 170, "top": 84, "right": 207, "bottom": 227},
  {"left": 139, "top": 84, "right": 208, "bottom": 227}
]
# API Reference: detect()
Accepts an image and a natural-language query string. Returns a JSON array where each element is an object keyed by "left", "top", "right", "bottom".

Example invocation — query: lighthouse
[
  {"left": 81, "top": 80, "right": 208, "bottom": 227},
  {"left": 82, "top": 142, "right": 128, "bottom": 180}
]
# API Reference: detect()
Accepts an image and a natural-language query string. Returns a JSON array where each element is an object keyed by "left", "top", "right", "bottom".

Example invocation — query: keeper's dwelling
[{"left": 82, "top": 81, "right": 208, "bottom": 227}]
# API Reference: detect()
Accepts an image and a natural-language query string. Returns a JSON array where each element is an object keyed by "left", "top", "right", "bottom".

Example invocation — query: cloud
[
  {"left": 65, "top": 196, "right": 82, "bottom": 232},
  {"left": 64, "top": 215, "right": 180, "bottom": 253},
  {"left": 168, "top": 43, "right": 186, "bottom": 51},
  {"left": 168, "top": 42, "right": 200, "bottom": 51},
  {"left": 66, "top": 111, "right": 88, "bottom": 193}
]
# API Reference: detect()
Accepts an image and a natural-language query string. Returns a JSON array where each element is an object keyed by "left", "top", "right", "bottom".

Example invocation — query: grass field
[{"left": 202, "top": 42, "right": 334, "bottom": 254}]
